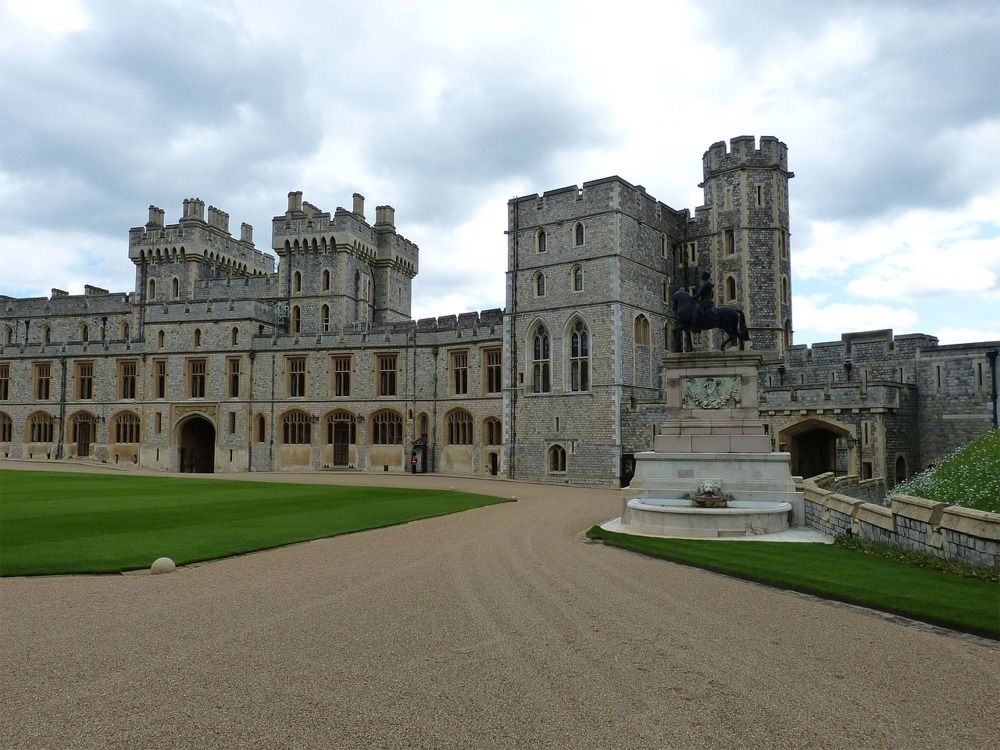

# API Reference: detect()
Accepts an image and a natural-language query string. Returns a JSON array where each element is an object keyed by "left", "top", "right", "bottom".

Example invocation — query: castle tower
[
  {"left": 692, "top": 136, "right": 794, "bottom": 351},
  {"left": 271, "top": 192, "right": 418, "bottom": 334}
]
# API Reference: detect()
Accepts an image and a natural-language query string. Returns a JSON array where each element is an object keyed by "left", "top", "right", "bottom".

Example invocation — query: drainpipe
[
  {"left": 56, "top": 356, "right": 67, "bottom": 459},
  {"left": 988, "top": 349, "right": 998, "bottom": 430},
  {"left": 506, "top": 201, "right": 519, "bottom": 479}
]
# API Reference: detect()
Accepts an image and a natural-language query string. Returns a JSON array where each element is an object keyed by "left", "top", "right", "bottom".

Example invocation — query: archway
[
  {"left": 778, "top": 418, "right": 849, "bottom": 480},
  {"left": 179, "top": 417, "right": 215, "bottom": 473}
]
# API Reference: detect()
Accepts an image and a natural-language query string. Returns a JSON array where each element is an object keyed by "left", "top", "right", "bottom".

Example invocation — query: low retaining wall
[{"left": 802, "top": 474, "right": 1000, "bottom": 570}]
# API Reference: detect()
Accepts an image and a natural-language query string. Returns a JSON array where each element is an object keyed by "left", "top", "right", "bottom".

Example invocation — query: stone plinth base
[
  {"left": 623, "top": 450, "right": 805, "bottom": 527},
  {"left": 622, "top": 498, "right": 793, "bottom": 538}
]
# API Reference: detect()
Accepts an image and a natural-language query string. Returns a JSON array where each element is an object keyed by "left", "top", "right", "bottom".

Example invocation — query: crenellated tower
[
  {"left": 128, "top": 198, "right": 275, "bottom": 338},
  {"left": 272, "top": 192, "right": 418, "bottom": 334},
  {"left": 688, "top": 135, "right": 794, "bottom": 351}
]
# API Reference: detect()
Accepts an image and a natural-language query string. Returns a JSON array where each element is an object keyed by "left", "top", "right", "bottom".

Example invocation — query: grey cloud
[{"left": 0, "top": 1, "right": 322, "bottom": 237}]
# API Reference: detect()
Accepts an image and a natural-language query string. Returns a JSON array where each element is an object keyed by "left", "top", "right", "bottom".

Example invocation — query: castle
[{"left": 1, "top": 136, "right": 997, "bottom": 488}]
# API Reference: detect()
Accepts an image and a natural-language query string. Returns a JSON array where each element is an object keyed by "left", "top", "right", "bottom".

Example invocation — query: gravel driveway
[{"left": 2, "top": 464, "right": 998, "bottom": 749}]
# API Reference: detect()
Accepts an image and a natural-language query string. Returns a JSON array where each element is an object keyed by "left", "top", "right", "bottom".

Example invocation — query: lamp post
[{"left": 846, "top": 434, "right": 864, "bottom": 479}]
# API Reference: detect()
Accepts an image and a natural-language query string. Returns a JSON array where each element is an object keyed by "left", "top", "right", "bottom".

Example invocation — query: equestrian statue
[{"left": 670, "top": 271, "right": 750, "bottom": 352}]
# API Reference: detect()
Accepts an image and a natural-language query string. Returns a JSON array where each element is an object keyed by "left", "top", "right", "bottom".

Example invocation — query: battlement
[
  {"left": 128, "top": 198, "right": 273, "bottom": 275},
  {"left": 272, "top": 191, "right": 418, "bottom": 275},
  {"left": 509, "top": 175, "right": 682, "bottom": 229},
  {"left": 702, "top": 135, "right": 790, "bottom": 178}
]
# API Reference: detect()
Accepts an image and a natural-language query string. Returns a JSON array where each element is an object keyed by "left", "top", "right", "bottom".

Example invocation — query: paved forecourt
[{"left": 1, "top": 462, "right": 997, "bottom": 749}]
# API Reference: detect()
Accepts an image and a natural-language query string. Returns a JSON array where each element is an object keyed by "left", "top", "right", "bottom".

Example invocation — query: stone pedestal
[{"left": 620, "top": 352, "right": 805, "bottom": 536}]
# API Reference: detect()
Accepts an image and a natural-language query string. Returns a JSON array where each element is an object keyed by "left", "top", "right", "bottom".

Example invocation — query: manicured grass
[
  {"left": 587, "top": 526, "right": 1000, "bottom": 638},
  {"left": 0, "top": 470, "right": 509, "bottom": 577}
]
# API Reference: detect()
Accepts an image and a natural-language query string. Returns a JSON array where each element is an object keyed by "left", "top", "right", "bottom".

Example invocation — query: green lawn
[
  {"left": 0, "top": 470, "right": 508, "bottom": 576},
  {"left": 587, "top": 526, "right": 1000, "bottom": 638}
]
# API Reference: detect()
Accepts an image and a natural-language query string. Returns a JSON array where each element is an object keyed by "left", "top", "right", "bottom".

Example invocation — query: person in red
[{"left": 410, "top": 451, "right": 418, "bottom": 474}]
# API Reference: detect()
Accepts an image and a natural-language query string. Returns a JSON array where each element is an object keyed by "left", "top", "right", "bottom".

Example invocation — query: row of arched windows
[
  {"left": 533, "top": 265, "right": 585, "bottom": 297},
  {"left": 529, "top": 318, "right": 590, "bottom": 394},
  {"left": 0, "top": 411, "right": 140, "bottom": 444},
  {"left": 256, "top": 409, "right": 502, "bottom": 447},
  {"left": 535, "top": 223, "right": 586, "bottom": 253}
]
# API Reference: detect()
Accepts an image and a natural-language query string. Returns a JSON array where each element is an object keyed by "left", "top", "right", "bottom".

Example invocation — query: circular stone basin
[{"left": 624, "top": 498, "right": 793, "bottom": 538}]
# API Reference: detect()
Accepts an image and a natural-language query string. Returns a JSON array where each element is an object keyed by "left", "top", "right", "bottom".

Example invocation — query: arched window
[
  {"left": 171, "top": 277, "right": 179, "bottom": 299},
  {"left": 419, "top": 413, "right": 429, "bottom": 438},
  {"left": 230, "top": 327, "right": 239, "bottom": 346},
  {"left": 572, "top": 266, "right": 584, "bottom": 292},
  {"left": 291, "top": 305, "right": 301, "bottom": 334},
  {"left": 148, "top": 279, "right": 156, "bottom": 300},
  {"left": 80, "top": 324, "right": 89, "bottom": 342},
  {"left": 634, "top": 315, "right": 651, "bottom": 347},
  {"left": 536, "top": 229, "right": 547, "bottom": 254},
  {"left": 322, "top": 269, "right": 331, "bottom": 291},
  {"left": 569, "top": 319, "right": 590, "bottom": 392},
  {"left": 781, "top": 276, "right": 789, "bottom": 304},
  {"left": 113, "top": 412, "right": 141, "bottom": 443},
  {"left": 535, "top": 272, "right": 546, "bottom": 297},
  {"left": 484, "top": 417, "right": 502, "bottom": 446},
  {"left": 548, "top": 444, "right": 567, "bottom": 473},
  {"left": 371, "top": 410, "right": 403, "bottom": 445},
  {"left": 255, "top": 414, "right": 266, "bottom": 443},
  {"left": 574, "top": 222, "right": 585, "bottom": 246},
  {"left": 282, "top": 410, "right": 311, "bottom": 445},
  {"left": 446, "top": 409, "right": 474, "bottom": 445},
  {"left": 27, "top": 412, "right": 54, "bottom": 443},
  {"left": 321, "top": 305, "right": 331, "bottom": 332},
  {"left": 121, "top": 321, "right": 130, "bottom": 341},
  {"left": 42, "top": 325, "right": 51, "bottom": 344},
  {"left": 157, "top": 329, "right": 165, "bottom": 348},
  {"left": 293, "top": 271, "right": 302, "bottom": 293},
  {"left": 193, "top": 328, "right": 202, "bottom": 347},
  {"left": 660, "top": 235, "right": 667, "bottom": 257},
  {"left": 0, "top": 412, "right": 12, "bottom": 442},
  {"left": 532, "top": 323, "right": 550, "bottom": 394},
  {"left": 725, "top": 276, "right": 737, "bottom": 303},
  {"left": 4, "top": 327, "right": 12, "bottom": 345}
]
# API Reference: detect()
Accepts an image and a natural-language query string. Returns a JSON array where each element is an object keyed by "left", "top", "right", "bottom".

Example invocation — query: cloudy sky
[{"left": 1, "top": 0, "right": 998, "bottom": 347}]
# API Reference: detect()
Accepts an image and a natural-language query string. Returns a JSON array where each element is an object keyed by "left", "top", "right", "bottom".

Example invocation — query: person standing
[{"left": 410, "top": 451, "right": 418, "bottom": 474}]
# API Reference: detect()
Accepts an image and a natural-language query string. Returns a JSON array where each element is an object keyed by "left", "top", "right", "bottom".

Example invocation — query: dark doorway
[
  {"left": 784, "top": 424, "right": 840, "bottom": 479},
  {"left": 488, "top": 452, "right": 499, "bottom": 476},
  {"left": 179, "top": 417, "right": 215, "bottom": 473},
  {"left": 77, "top": 420, "right": 92, "bottom": 458},
  {"left": 332, "top": 420, "right": 350, "bottom": 466}
]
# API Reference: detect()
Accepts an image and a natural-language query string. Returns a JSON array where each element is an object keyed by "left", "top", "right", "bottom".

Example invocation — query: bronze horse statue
[{"left": 671, "top": 290, "right": 750, "bottom": 352}]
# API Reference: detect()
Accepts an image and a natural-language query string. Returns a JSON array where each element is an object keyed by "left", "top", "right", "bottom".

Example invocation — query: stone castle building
[{"left": 1, "top": 136, "right": 997, "bottom": 488}]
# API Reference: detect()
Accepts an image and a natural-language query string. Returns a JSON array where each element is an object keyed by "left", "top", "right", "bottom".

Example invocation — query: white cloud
[
  {"left": 792, "top": 295, "right": 920, "bottom": 343},
  {"left": 1, "top": 0, "right": 998, "bottom": 350}
]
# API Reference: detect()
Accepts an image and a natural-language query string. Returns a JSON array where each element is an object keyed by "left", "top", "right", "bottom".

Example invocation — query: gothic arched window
[
  {"left": 569, "top": 319, "right": 590, "bottom": 392},
  {"left": 532, "top": 324, "right": 551, "bottom": 394}
]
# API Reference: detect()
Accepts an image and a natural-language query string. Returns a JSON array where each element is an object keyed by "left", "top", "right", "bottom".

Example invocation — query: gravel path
[{"left": 2, "top": 464, "right": 998, "bottom": 749}]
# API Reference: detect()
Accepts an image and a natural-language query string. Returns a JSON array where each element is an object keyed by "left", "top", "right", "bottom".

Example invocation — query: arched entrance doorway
[
  {"left": 779, "top": 418, "right": 849, "bottom": 480},
  {"left": 179, "top": 416, "right": 215, "bottom": 473}
]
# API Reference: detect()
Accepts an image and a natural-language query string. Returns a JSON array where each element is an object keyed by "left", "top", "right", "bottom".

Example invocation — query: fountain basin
[{"left": 621, "top": 497, "right": 793, "bottom": 538}]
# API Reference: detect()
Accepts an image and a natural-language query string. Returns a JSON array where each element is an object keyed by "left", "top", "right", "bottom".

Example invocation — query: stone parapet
[{"left": 802, "top": 479, "right": 1000, "bottom": 570}]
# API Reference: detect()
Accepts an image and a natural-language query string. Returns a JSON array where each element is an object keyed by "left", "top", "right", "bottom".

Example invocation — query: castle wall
[{"left": 2, "top": 138, "right": 997, "bottom": 493}]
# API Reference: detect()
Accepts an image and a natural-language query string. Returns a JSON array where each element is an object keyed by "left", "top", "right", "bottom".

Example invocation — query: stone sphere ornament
[{"left": 150, "top": 557, "right": 176, "bottom": 575}]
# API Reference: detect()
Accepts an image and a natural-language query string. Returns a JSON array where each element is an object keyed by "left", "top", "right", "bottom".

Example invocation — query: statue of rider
[{"left": 692, "top": 270, "right": 715, "bottom": 328}]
